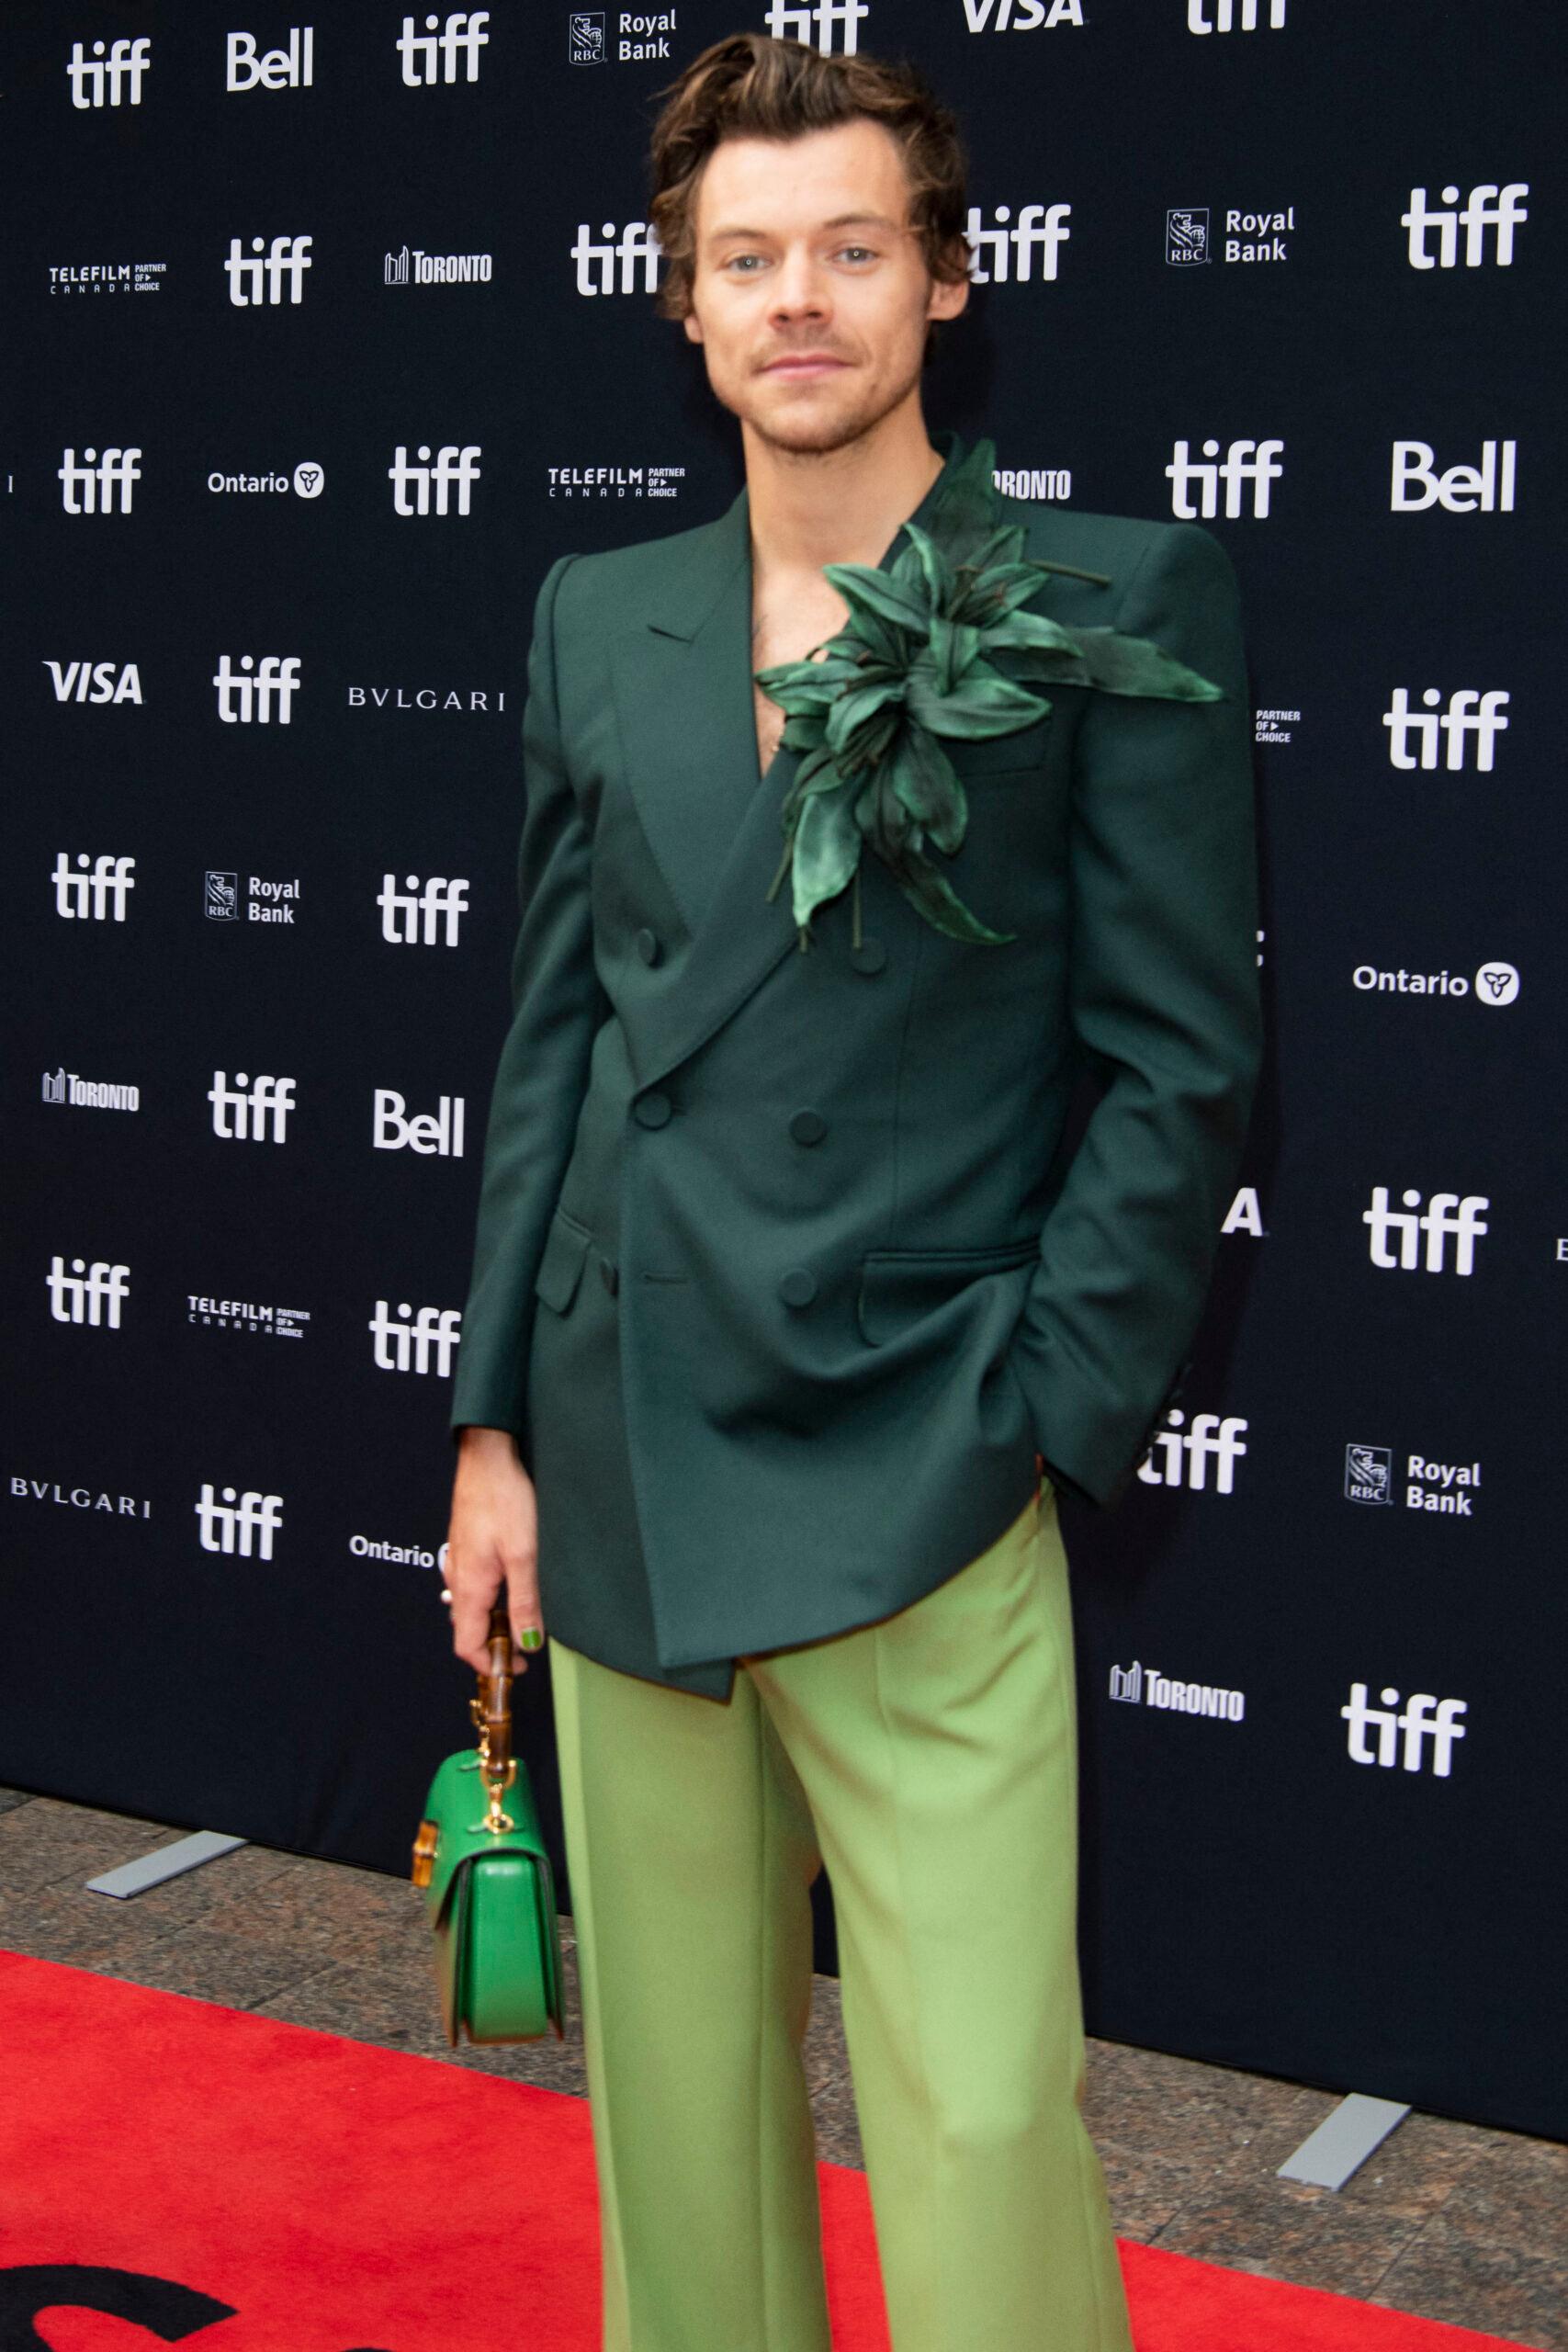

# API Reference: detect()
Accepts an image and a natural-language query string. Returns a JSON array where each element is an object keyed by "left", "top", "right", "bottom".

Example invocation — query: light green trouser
[{"left": 548, "top": 1475, "right": 1134, "bottom": 2352}]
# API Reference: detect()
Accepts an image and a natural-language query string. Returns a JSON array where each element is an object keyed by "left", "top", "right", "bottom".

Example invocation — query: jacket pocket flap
[
  {"left": 951, "top": 713, "right": 1053, "bottom": 778},
  {"left": 534, "top": 1210, "right": 593, "bottom": 1316},
  {"left": 857, "top": 1239, "right": 1039, "bottom": 1346}
]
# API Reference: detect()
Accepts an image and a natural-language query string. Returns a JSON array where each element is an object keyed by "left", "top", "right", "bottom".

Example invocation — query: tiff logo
[
  {"left": 1138, "top": 1410, "right": 1248, "bottom": 1495},
  {"left": 1167, "top": 438, "right": 1283, "bottom": 519},
  {"left": 571, "top": 222, "right": 661, "bottom": 296},
  {"left": 1382, "top": 688, "right": 1508, "bottom": 772},
  {"left": 47, "top": 1258, "right": 130, "bottom": 1328},
  {"left": 1342, "top": 1684, "right": 1466, "bottom": 1778},
  {"left": 378, "top": 874, "right": 469, "bottom": 944},
  {"left": 53, "top": 854, "right": 135, "bottom": 922},
  {"left": 195, "top": 1483, "right": 284, "bottom": 1559},
  {"left": 214, "top": 654, "right": 301, "bottom": 724},
  {"left": 1403, "top": 184, "right": 1528, "bottom": 270},
  {"left": 1363, "top": 1188, "right": 1488, "bottom": 1277},
  {"left": 965, "top": 203, "right": 1071, "bottom": 285},
  {"left": 762, "top": 1, "right": 868, "bottom": 52},
  {"left": 1189, "top": 0, "right": 1284, "bottom": 28},
  {"left": 66, "top": 36, "right": 151, "bottom": 107},
  {"left": 209, "top": 1071, "right": 296, "bottom": 1143},
  {"left": 389, "top": 443, "right": 481, "bottom": 514},
  {"left": 369, "top": 1300, "right": 462, "bottom": 1374},
  {"left": 1392, "top": 440, "right": 1516, "bottom": 514},
  {"left": 59, "top": 448, "right": 141, "bottom": 515},
  {"left": 397, "top": 10, "right": 490, "bottom": 84},
  {"left": 225, "top": 233, "right": 313, "bottom": 306}
]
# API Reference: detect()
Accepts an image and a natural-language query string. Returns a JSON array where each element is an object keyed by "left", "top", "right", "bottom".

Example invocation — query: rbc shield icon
[
  {"left": 205, "top": 871, "right": 238, "bottom": 922},
  {"left": 1345, "top": 1444, "right": 1393, "bottom": 1506},
  {"left": 1168, "top": 209, "right": 1210, "bottom": 266},
  {"left": 570, "top": 11, "right": 605, "bottom": 62}
]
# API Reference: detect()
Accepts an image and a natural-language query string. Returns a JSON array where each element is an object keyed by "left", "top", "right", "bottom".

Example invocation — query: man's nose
[{"left": 768, "top": 248, "right": 830, "bottom": 321}]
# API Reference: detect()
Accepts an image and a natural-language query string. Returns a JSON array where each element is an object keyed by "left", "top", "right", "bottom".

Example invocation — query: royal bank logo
[
  {"left": 227, "top": 28, "right": 314, "bottom": 90},
  {"left": 369, "top": 1301, "right": 462, "bottom": 1375},
  {"left": 963, "top": 0, "right": 1085, "bottom": 27},
  {"left": 397, "top": 10, "right": 491, "bottom": 84},
  {"left": 1342, "top": 1684, "right": 1466, "bottom": 1778},
  {"left": 384, "top": 244, "right": 493, "bottom": 286},
  {"left": 1137, "top": 1410, "right": 1248, "bottom": 1495},
  {"left": 389, "top": 444, "right": 481, "bottom": 515},
  {"left": 53, "top": 854, "right": 135, "bottom": 922},
  {"left": 66, "top": 36, "right": 152, "bottom": 107},
  {"left": 1345, "top": 1444, "right": 1392, "bottom": 1506},
  {"left": 49, "top": 261, "right": 166, "bottom": 296},
  {"left": 1167, "top": 209, "right": 1209, "bottom": 266},
  {"left": 1167, "top": 438, "right": 1283, "bottom": 520},
  {"left": 763, "top": 0, "right": 868, "bottom": 52},
  {"left": 42, "top": 1068, "right": 141, "bottom": 1113},
  {"left": 59, "top": 448, "right": 141, "bottom": 516},
  {"left": 1382, "top": 688, "right": 1508, "bottom": 773},
  {"left": 571, "top": 222, "right": 661, "bottom": 296},
  {"left": 1352, "top": 961, "right": 1519, "bottom": 1009},
  {"left": 213, "top": 655, "right": 302, "bottom": 724},
  {"left": 965, "top": 203, "right": 1071, "bottom": 285},
  {"left": 569, "top": 12, "right": 605, "bottom": 62},
  {"left": 209, "top": 1071, "right": 296, "bottom": 1143},
  {"left": 1363, "top": 1188, "right": 1488, "bottom": 1277},
  {"left": 1403, "top": 184, "right": 1528, "bottom": 270},
  {"left": 44, "top": 661, "right": 142, "bottom": 706},
  {"left": 196, "top": 1483, "right": 284, "bottom": 1559},
  {"left": 205, "top": 872, "right": 301, "bottom": 924},
  {"left": 1109, "top": 1661, "right": 1247, "bottom": 1723},
  {"left": 224, "top": 234, "right": 313, "bottom": 306},
  {"left": 1392, "top": 440, "right": 1516, "bottom": 514},
  {"left": 378, "top": 875, "right": 470, "bottom": 945},
  {"left": 47, "top": 1258, "right": 130, "bottom": 1329},
  {"left": 1188, "top": 0, "right": 1284, "bottom": 28}
]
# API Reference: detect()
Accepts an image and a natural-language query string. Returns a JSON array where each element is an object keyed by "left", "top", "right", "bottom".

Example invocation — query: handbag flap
[{"left": 419, "top": 1746, "right": 552, "bottom": 1926}]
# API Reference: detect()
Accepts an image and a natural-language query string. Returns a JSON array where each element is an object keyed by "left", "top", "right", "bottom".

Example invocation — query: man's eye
[
  {"left": 722, "top": 254, "right": 765, "bottom": 273},
  {"left": 836, "top": 246, "right": 877, "bottom": 263}
]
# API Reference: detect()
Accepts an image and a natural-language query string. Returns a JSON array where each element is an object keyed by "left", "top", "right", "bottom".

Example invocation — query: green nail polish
[{"left": 519, "top": 1626, "right": 544, "bottom": 1652}]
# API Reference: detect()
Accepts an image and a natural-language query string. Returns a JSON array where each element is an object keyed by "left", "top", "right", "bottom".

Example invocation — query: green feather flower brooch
[{"left": 755, "top": 434, "right": 1225, "bottom": 949}]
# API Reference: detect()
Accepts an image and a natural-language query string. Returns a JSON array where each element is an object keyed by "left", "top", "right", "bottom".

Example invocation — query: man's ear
[
  {"left": 682, "top": 308, "right": 705, "bottom": 345},
  {"left": 927, "top": 238, "right": 971, "bottom": 323}
]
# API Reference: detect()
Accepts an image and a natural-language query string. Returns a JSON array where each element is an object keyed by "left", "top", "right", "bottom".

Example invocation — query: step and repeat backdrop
[{"left": 4, "top": 2, "right": 1562, "bottom": 2139}]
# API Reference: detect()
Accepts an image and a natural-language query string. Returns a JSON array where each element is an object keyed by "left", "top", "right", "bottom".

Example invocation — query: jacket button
[
  {"left": 634, "top": 1091, "right": 672, "bottom": 1128},
  {"left": 599, "top": 1256, "right": 619, "bottom": 1296},
  {"left": 788, "top": 1108, "right": 827, "bottom": 1147},
  {"left": 636, "top": 926, "right": 660, "bottom": 965},
  {"left": 850, "top": 939, "right": 886, "bottom": 975},
  {"left": 778, "top": 1266, "right": 818, "bottom": 1308}
]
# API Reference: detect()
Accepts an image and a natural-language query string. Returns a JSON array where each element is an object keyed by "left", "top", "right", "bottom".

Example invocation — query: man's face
[{"left": 681, "top": 117, "right": 968, "bottom": 456}]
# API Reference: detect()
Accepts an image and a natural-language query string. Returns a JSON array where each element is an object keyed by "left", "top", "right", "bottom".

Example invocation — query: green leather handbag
[{"left": 412, "top": 1605, "right": 566, "bottom": 2045}]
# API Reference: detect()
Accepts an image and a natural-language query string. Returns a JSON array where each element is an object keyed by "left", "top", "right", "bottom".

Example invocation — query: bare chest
[{"left": 750, "top": 578, "right": 850, "bottom": 779}]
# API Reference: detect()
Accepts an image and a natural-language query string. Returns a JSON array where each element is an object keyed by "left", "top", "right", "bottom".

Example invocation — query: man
[{"left": 445, "top": 31, "right": 1259, "bottom": 2352}]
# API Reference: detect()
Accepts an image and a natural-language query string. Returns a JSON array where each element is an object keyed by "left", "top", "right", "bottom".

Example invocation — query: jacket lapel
[{"left": 609, "top": 433, "right": 963, "bottom": 1091}]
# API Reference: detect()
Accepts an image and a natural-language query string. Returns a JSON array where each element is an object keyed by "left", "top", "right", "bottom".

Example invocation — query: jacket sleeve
[
  {"left": 449, "top": 551, "right": 606, "bottom": 1445},
  {"left": 1007, "top": 521, "right": 1262, "bottom": 1507}
]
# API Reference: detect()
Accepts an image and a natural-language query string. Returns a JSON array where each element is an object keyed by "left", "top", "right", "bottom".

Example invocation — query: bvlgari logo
[{"left": 345, "top": 682, "right": 507, "bottom": 713}]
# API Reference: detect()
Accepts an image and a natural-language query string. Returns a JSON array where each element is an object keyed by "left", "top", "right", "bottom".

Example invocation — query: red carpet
[{"left": 0, "top": 1951, "right": 1532, "bottom": 2351}]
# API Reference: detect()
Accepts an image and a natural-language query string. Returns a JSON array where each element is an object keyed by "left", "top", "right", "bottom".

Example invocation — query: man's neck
[{"left": 742, "top": 403, "right": 943, "bottom": 582}]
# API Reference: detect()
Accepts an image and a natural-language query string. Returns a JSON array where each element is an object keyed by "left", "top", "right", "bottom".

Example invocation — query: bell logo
[
  {"left": 1341, "top": 1684, "right": 1466, "bottom": 1778},
  {"left": 1403, "top": 185, "right": 1528, "bottom": 270},
  {"left": 1363, "top": 1188, "right": 1488, "bottom": 1276},
  {"left": 763, "top": 0, "right": 869, "bottom": 53},
  {"left": 396, "top": 11, "right": 491, "bottom": 85},
  {"left": 1166, "top": 438, "right": 1283, "bottom": 520},
  {"left": 1382, "top": 688, "right": 1508, "bottom": 773},
  {"left": 1392, "top": 440, "right": 1517, "bottom": 514}
]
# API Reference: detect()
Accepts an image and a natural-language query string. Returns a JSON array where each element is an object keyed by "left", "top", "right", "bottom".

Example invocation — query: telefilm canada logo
[
  {"left": 49, "top": 260, "right": 166, "bottom": 297},
  {"left": 547, "top": 462, "right": 685, "bottom": 501},
  {"left": 189, "top": 1293, "right": 310, "bottom": 1340},
  {"left": 1108, "top": 1662, "right": 1247, "bottom": 1724}
]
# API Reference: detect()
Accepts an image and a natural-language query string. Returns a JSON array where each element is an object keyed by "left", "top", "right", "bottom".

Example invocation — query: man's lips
[{"left": 761, "top": 355, "right": 849, "bottom": 377}]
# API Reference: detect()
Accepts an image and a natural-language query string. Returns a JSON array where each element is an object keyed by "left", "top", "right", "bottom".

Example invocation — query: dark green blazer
[{"left": 450, "top": 430, "right": 1261, "bottom": 1699}]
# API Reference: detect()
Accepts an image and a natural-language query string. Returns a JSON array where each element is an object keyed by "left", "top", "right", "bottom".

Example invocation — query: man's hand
[{"left": 445, "top": 1426, "right": 544, "bottom": 1675}]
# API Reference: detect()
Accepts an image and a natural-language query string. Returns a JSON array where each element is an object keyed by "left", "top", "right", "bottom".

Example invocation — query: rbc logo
[
  {"left": 570, "top": 11, "right": 604, "bottom": 61},
  {"left": 1363, "top": 1188, "right": 1488, "bottom": 1277},
  {"left": 1403, "top": 185, "right": 1528, "bottom": 269},
  {"left": 763, "top": 1, "right": 868, "bottom": 52},
  {"left": 1342, "top": 1684, "right": 1466, "bottom": 1778},
  {"left": 965, "top": 204, "right": 1071, "bottom": 285},
  {"left": 1382, "top": 688, "right": 1508, "bottom": 772},
  {"left": 397, "top": 11, "right": 491, "bottom": 84},
  {"left": 1166, "top": 438, "right": 1283, "bottom": 519},
  {"left": 225, "top": 234, "right": 313, "bottom": 306},
  {"left": 1167, "top": 209, "right": 1210, "bottom": 266},
  {"left": 1345, "top": 1444, "right": 1392, "bottom": 1506}
]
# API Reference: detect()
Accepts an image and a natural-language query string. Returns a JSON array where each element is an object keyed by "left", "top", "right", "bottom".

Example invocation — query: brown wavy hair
[{"left": 647, "top": 32, "right": 971, "bottom": 325}]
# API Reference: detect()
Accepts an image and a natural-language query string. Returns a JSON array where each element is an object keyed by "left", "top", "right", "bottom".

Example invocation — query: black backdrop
[{"left": 5, "top": 1, "right": 1562, "bottom": 2143}]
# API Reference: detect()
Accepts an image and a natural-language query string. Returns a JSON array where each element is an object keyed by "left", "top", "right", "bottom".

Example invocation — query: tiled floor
[{"left": 2, "top": 1787, "right": 1561, "bottom": 2347}]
